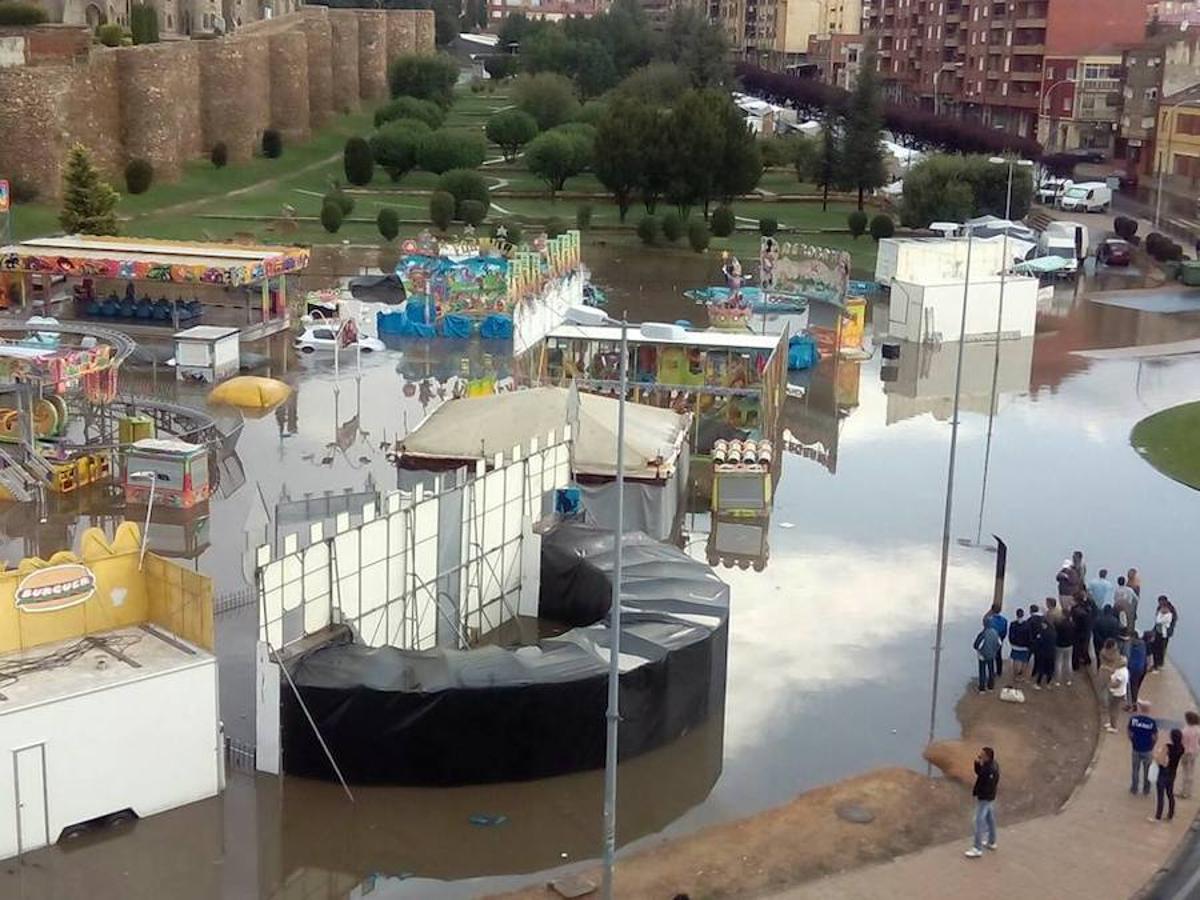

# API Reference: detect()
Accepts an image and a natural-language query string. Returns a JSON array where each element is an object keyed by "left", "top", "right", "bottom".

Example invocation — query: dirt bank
[{"left": 489, "top": 677, "right": 1099, "bottom": 900}]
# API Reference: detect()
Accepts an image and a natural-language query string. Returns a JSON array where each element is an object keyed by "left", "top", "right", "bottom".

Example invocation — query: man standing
[
  {"left": 1094, "top": 605, "right": 1121, "bottom": 668},
  {"left": 1114, "top": 576, "right": 1138, "bottom": 634},
  {"left": 1054, "top": 610, "right": 1076, "bottom": 687},
  {"left": 1129, "top": 700, "right": 1158, "bottom": 795},
  {"left": 1072, "top": 593, "right": 1096, "bottom": 670},
  {"left": 1057, "top": 560, "right": 1081, "bottom": 613},
  {"left": 1107, "top": 656, "right": 1130, "bottom": 733},
  {"left": 965, "top": 746, "right": 1000, "bottom": 859},
  {"left": 1008, "top": 608, "right": 1032, "bottom": 683},
  {"left": 973, "top": 617, "right": 1001, "bottom": 693},
  {"left": 1087, "top": 568, "right": 1114, "bottom": 608},
  {"left": 986, "top": 603, "right": 1008, "bottom": 680}
]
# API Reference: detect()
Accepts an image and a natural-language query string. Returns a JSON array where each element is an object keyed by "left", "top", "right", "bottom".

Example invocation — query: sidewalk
[{"left": 773, "top": 663, "right": 1198, "bottom": 900}]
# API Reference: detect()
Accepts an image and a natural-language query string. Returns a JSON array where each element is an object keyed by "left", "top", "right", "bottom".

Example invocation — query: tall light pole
[
  {"left": 600, "top": 318, "right": 628, "bottom": 900},
  {"left": 928, "top": 228, "right": 975, "bottom": 748},
  {"left": 1154, "top": 97, "right": 1200, "bottom": 229},
  {"left": 933, "top": 61, "right": 963, "bottom": 118},
  {"left": 968, "top": 157, "right": 1033, "bottom": 548},
  {"left": 1040, "top": 79, "right": 1076, "bottom": 151},
  {"left": 129, "top": 470, "right": 158, "bottom": 570}
]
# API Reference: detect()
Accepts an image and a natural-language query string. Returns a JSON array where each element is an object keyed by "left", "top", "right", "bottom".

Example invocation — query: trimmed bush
[
  {"left": 261, "top": 129, "right": 283, "bottom": 159},
  {"left": 869, "top": 214, "right": 895, "bottom": 242},
  {"left": 124, "top": 158, "right": 153, "bottom": 195},
  {"left": 848, "top": 210, "right": 868, "bottom": 238},
  {"left": 7, "top": 178, "right": 38, "bottom": 204},
  {"left": 1145, "top": 232, "right": 1168, "bottom": 258},
  {"left": 96, "top": 23, "right": 123, "bottom": 46},
  {"left": 1114, "top": 215, "right": 1138, "bottom": 241},
  {"left": 661, "top": 211, "right": 684, "bottom": 243},
  {"left": 687, "top": 221, "right": 711, "bottom": 253},
  {"left": 459, "top": 200, "right": 487, "bottom": 226},
  {"left": 759, "top": 217, "right": 778, "bottom": 237},
  {"left": 436, "top": 168, "right": 491, "bottom": 219},
  {"left": 130, "top": 2, "right": 158, "bottom": 43},
  {"left": 545, "top": 217, "right": 566, "bottom": 238},
  {"left": 637, "top": 215, "right": 660, "bottom": 246},
  {"left": 576, "top": 203, "right": 593, "bottom": 230},
  {"left": 486, "top": 109, "right": 539, "bottom": 162},
  {"left": 210, "top": 142, "right": 228, "bottom": 168},
  {"left": 0, "top": 1, "right": 47, "bottom": 24},
  {"left": 373, "top": 96, "right": 445, "bottom": 129},
  {"left": 370, "top": 121, "right": 427, "bottom": 182},
  {"left": 512, "top": 72, "right": 579, "bottom": 130},
  {"left": 417, "top": 129, "right": 486, "bottom": 174},
  {"left": 377, "top": 207, "right": 400, "bottom": 241},
  {"left": 320, "top": 200, "right": 343, "bottom": 234},
  {"left": 325, "top": 187, "right": 354, "bottom": 216},
  {"left": 343, "top": 137, "right": 374, "bottom": 186},
  {"left": 387, "top": 54, "right": 459, "bottom": 108},
  {"left": 710, "top": 205, "right": 735, "bottom": 237},
  {"left": 430, "top": 190, "right": 456, "bottom": 231}
]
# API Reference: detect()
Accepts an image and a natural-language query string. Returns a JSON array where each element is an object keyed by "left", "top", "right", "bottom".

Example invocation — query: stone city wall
[{"left": 0, "top": 7, "right": 433, "bottom": 200}]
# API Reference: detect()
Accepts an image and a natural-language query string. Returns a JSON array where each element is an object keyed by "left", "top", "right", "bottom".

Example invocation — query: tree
[
  {"left": 210, "top": 142, "right": 228, "bottom": 168},
  {"left": 130, "top": 3, "right": 158, "bottom": 43},
  {"left": 433, "top": 0, "right": 461, "bottom": 46},
  {"left": 661, "top": 211, "right": 683, "bottom": 242},
  {"left": 377, "top": 207, "right": 400, "bottom": 241},
  {"left": 124, "top": 159, "right": 153, "bottom": 195},
  {"left": 663, "top": 90, "right": 723, "bottom": 217},
  {"left": 759, "top": 217, "right": 778, "bottom": 236},
  {"left": 594, "top": 97, "right": 655, "bottom": 221},
  {"left": 370, "top": 122, "right": 427, "bottom": 181},
  {"left": 486, "top": 109, "right": 539, "bottom": 161},
  {"left": 524, "top": 130, "right": 588, "bottom": 197},
  {"left": 417, "top": 129, "right": 487, "bottom": 174},
  {"left": 512, "top": 73, "right": 579, "bottom": 130},
  {"left": 374, "top": 96, "right": 445, "bottom": 129},
  {"left": 847, "top": 210, "right": 867, "bottom": 238},
  {"left": 576, "top": 203, "right": 593, "bottom": 229},
  {"left": 459, "top": 200, "right": 487, "bottom": 226},
  {"left": 523, "top": 26, "right": 573, "bottom": 74},
  {"left": 483, "top": 55, "right": 519, "bottom": 81},
  {"left": 430, "top": 190, "right": 456, "bottom": 231},
  {"left": 899, "top": 155, "right": 1033, "bottom": 227},
  {"left": 388, "top": 54, "right": 460, "bottom": 108},
  {"left": 96, "top": 23, "right": 122, "bottom": 46},
  {"left": 1114, "top": 215, "right": 1138, "bottom": 241},
  {"left": 611, "top": 63, "right": 690, "bottom": 108},
  {"left": 572, "top": 39, "right": 618, "bottom": 99},
  {"left": 498, "top": 12, "right": 535, "bottom": 49},
  {"left": 661, "top": 7, "right": 730, "bottom": 88},
  {"left": 60, "top": 144, "right": 119, "bottom": 235},
  {"left": 343, "top": 137, "right": 375, "bottom": 186},
  {"left": 575, "top": 99, "right": 608, "bottom": 126},
  {"left": 0, "top": 1, "right": 47, "bottom": 24},
  {"left": 436, "top": 168, "right": 491, "bottom": 218},
  {"left": 637, "top": 215, "right": 659, "bottom": 245},
  {"left": 325, "top": 186, "right": 353, "bottom": 216},
  {"left": 687, "top": 220, "right": 711, "bottom": 252},
  {"left": 869, "top": 214, "right": 895, "bottom": 241},
  {"left": 713, "top": 96, "right": 763, "bottom": 208},
  {"left": 321, "top": 200, "right": 343, "bottom": 234},
  {"left": 810, "top": 113, "right": 842, "bottom": 211},
  {"left": 840, "top": 52, "right": 886, "bottom": 209}
]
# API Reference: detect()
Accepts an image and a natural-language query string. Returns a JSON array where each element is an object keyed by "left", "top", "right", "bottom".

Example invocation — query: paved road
[{"left": 772, "top": 663, "right": 1199, "bottom": 900}]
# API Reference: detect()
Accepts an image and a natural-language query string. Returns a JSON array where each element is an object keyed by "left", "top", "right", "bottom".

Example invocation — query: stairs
[{"left": 0, "top": 448, "right": 39, "bottom": 503}]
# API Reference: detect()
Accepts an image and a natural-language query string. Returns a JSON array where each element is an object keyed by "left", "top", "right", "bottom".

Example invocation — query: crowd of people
[{"left": 965, "top": 550, "right": 1190, "bottom": 857}]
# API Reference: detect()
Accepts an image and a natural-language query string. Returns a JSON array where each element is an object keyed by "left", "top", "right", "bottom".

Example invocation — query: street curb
[{"left": 1058, "top": 666, "right": 1106, "bottom": 814}]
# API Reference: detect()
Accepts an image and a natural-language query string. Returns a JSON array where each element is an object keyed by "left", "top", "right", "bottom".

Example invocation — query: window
[
  {"left": 313, "top": 328, "right": 335, "bottom": 340},
  {"left": 1179, "top": 114, "right": 1200, "bottom": 136},
  {"left": 1062, "top": 95, "right": 1070, "bottom": 113}
]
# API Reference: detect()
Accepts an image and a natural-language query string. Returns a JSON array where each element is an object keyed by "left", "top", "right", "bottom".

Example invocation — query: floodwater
[{"left": 4, "top": 248, "right": 1200, "bottom": 900}]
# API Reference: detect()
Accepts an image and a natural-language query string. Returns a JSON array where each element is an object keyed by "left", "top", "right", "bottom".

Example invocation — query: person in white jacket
[{"left": 1151, "top": 595, "right": 1178, "bottom": 673}]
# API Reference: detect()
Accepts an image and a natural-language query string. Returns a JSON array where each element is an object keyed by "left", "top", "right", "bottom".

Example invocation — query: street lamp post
[
  {"left": 1154, "top": 98, "right": 1200, "bottom": 229},
  {"left": 1040, "top": 79, "right": 1076, "bottom": 151},
  {"left": 129, "top": 470, "right": 158, "bottom": 570}
]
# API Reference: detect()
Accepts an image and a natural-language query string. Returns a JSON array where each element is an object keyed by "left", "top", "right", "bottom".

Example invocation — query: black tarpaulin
[{"left": 279, "top": 524, "right": 730, "bottom": 786}]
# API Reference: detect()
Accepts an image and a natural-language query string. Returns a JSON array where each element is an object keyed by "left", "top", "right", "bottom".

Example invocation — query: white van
[
  {"left": 1043, "top": 220, "right": 1089, "bottom": 258},
  {"left": 1059, "top": 181, "right": 1112, "bottom": 213}
]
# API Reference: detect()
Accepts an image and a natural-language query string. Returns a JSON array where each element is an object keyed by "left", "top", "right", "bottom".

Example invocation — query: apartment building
[
  {"left": 807, "top": 31, "right": 866, "bottom": 87},
  {"left": 486, "top": 0, "right": 602, "bottom": 22},
  {"left": 1118, "top": 30, "right": 1200, "bottom": 172},
  {"left": 1039, "top": 52, "right": 1124, "bottom": 152},
  {"left": 1155, "top": 82, "right": 1200, "bottom": 182},
  {"left": 864, "top": 0, "right": 1146, "bottom": 141},
  {"left": 714, "top": 0, "right": 860, "bottom": 66}
]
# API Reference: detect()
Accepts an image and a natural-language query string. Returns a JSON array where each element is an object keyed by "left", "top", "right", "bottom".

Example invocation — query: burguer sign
[{"left": 14, "top": 564, "right": 97, "bottom": 613}]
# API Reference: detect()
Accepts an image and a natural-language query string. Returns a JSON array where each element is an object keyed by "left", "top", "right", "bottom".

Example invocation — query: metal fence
[
  {"left": 225, "top": 736, "right": 256, "bottom": 772},
  {"left": 215, "top": 586, "right": 257, "bottom": 617}
]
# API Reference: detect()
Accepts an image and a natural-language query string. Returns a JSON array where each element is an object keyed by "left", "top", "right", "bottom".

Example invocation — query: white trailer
[
  {"left": 874, "top": 237, "right": 1011, "bottom": 286},
  {"left": 887, "top": 275, "right": 1039, "bottom": 343},
  {"left": 0, "top": 626, "right": 221, "bottom": 859},
  {"left": 173, "top": 325, "right": 241, "bottom": 383}
]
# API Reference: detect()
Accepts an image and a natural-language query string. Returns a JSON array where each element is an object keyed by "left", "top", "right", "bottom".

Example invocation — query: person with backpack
[
  {"left": 1032, "top": 616, "right": 1057, "bottom": 690},
  {"left": 1071, "top": 594, "right": 1096, "bottom": 670},
  {"left": 964, "top": 746, "right": 1000, "bottom": 858},
  {"left": 973, "top": 616, "right": 1001, "bottom": 693},
  {"left": 1007, "top": 608, "right": 1031, "bottom": 683},
  {"left": 986, "top": 603, "right": 1008, "bottom": 680}
]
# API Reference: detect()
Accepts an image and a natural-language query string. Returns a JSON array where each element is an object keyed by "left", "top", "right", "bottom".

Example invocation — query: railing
[
  {"left": 215, "top": 586, "right": 257, "bottom": 617},
  {"left": 225, "top": 736, "right": 256, "bottom": 773}
]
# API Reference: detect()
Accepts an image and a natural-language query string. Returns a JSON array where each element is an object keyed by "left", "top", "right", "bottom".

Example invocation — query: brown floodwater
[{"left": 4, "top": 247, "right": 1200, "bottom": 899}]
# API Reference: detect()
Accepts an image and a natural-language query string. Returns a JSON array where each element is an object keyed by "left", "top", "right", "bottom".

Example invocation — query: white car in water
[{"left": 294, "top": 321, "right": 385, "bottom": 354}]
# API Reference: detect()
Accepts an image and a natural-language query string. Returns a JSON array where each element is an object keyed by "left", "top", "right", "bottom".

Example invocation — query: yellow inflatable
[{"left": 208, "top": 376, "right": 292, "bottom": 412}]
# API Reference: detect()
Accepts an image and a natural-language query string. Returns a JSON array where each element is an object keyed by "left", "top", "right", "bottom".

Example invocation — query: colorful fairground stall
[
  {"left": 376, "top": 230, "right": 584, "bottom": 356},
  {"left": 0, "top": 236, "right": 309, "bottom": 340}
]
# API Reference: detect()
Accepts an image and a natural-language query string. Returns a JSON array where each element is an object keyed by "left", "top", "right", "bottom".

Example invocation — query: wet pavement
[{"left": 3, "top": 250, "right": 1200, "bottom": 899}]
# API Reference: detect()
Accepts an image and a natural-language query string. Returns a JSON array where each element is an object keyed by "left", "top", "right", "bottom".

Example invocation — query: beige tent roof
[{"left": 399, "top": 387, "right": 690, "bottom": 480}]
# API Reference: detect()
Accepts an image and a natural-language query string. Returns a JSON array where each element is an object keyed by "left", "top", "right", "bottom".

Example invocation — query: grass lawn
[
  {"left": 1130, "top": 401, "right": 1200, "bottom": 491},
  {"left": 5, "top": 84, "right": 879, "bottom": 275}
]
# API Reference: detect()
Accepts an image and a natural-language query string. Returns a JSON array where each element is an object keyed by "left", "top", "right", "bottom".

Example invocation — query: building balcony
[
  {"left": 1011, "top": 44, "right": 1045, "bottom": 55},
  {"left": 1014, "top": 16, "right": 1046, "bottom": 27},
  {"left": 1010, "top": 70, "right": 1042, "bottom": 81}
]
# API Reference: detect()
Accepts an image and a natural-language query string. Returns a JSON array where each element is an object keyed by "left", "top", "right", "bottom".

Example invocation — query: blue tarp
[
  {"left": 377, "top": 310, "right": 436, "bottom": 337},
  {"left": 479, "top": 314, "right": 513, "bottom": 340},
  {"left": 787, "top": 334, "right": 819, "bottom": 370}
]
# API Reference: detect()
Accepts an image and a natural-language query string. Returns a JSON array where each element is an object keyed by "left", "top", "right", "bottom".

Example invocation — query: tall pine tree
[
  {"left": 60, "top": 144, "right": 120, "bottom": 235},
  {"left": 841, "top": 51, "right": 887, "bottom": 210},
  {"left": 810, "top": 110, "right": 842, "bottom": 212}
]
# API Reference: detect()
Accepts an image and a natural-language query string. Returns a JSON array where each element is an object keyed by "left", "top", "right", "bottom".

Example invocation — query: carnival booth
[{"left": 0, "top": 236, "right": 309, "bottom": 339}]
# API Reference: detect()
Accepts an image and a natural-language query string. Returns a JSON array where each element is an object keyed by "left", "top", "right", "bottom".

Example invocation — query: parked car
[
  {"left": 1037, "top": 177, "right": 1071, "bottom": 206},
  {"left": 294, "top": 322, "right": 385, "bottom": 354},
  {"left": 1065, "top": 147, "right": 1107, "bottom": 164},
  {"left": 1097, "top": 238, "right": 1133, "bottom": 266}
]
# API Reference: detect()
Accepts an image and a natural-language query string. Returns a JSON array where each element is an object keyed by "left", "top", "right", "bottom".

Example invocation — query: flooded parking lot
[{"left": 3, "top": 248, "right": 1200, "bottom": 899}]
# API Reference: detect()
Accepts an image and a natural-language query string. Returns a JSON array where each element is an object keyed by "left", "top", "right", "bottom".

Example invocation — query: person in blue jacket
[
  {"left": 986, "top": 603, "right": 1009, "bottom": 680},
  {"left": 1129, "top": 699, "right": 1159, "bottom": 795},
  {"left": 1126, "top": 631, "right": 1150, "bottom": 709}
]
